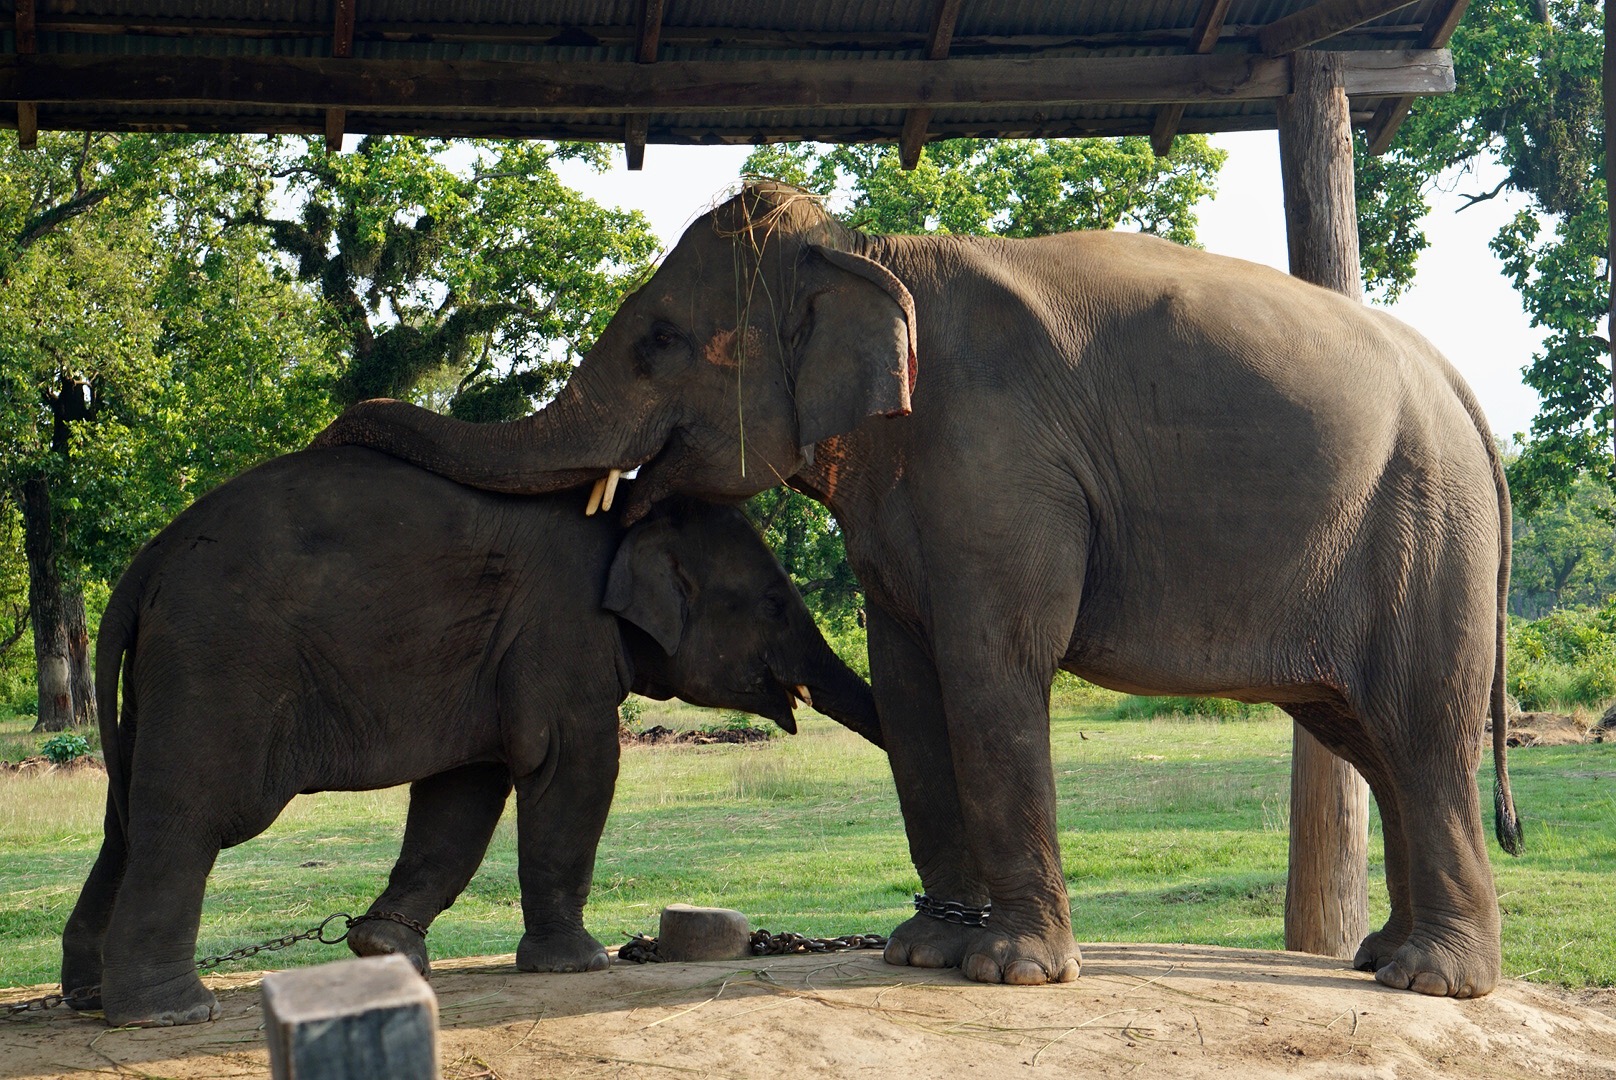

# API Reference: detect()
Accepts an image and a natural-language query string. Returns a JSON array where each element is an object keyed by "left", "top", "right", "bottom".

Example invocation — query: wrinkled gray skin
[
  {"left": 64, "top": 446, "right": 879, "bottom": 1027},
  {"left": 315, "top": 183, "right": 1523, "bottom": 998}
]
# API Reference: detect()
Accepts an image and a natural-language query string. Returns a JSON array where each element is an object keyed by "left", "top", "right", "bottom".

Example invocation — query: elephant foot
[
  {"left": 347, "top": 916, "right": 432, "bottom": 978},
  {"left": 516, "top": 928, "right": 609, "bottom": 974},
  {"left": 61, "top": 953, "right": 104, "bottom": 1012},
  {"left": 883, "top": 913, "right": 975, "bottom": 969},
  {"left": 1352, "top": 926, "right": 1410, "bottom": 973},
  {"left": 1373, "top": 936, "right": 1499, "bottom": 999},
  {"left": 102, "top": 969, "right": 220, "bottom": 1028}
]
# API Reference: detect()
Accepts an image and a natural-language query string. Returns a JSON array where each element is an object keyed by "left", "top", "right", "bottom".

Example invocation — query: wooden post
[
  {"left": 1275, "top": 49, "right": 1372, "bottom": 960},
  {"left": 263, "top": 954, "right": 440, "bottom": 1080}
]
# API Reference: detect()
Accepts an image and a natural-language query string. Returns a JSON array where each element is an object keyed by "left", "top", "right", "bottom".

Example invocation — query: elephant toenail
[
  {"left": 962, "top": 954, "right": 1002, "bottom": 983},
  {"left": 1003, "top": 960, "right": 1049, "bottom": 985},
  {"left": 1410, "top": 972, "right": 1450, "bottom": 996},
  {"left": 909, "top": 944, "right": 947, "bottom": 968},
  {"left": 1056, "top": 958, "right": 1082, "bottom": 983},
  {"left": 1374, "top": 961, "right": 1413, "bottom": 990}
]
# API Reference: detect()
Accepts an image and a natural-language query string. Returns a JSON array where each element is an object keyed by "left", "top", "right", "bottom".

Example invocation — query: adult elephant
[{"left": 317, "top": 181, "right": 1523, "bottom": 997}]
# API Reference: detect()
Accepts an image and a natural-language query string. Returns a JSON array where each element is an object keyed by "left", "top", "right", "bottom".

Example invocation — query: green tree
[
  {"left": 246, "top": 138, "right": 661, "bottom": 419},
  {"left": 0, "top": 134, "right": 334, "bottom": 729},
  {"left": 744, "top": 135, "right": 1224, "bottom": 242},
  {"left": 1356, "top": 0, "right": 1604, "bottom": 513},
  {"left": 1511, "top": 474, "right": 1616, "bottom": 615},
  {"left": 739, "top": 136, "right": 1227, "bottom": 620}
]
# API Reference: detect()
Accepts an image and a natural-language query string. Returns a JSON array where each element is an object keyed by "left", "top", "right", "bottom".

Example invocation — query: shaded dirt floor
[{"left": 4, "top": 943, "right": 1615, "bottom": 1079}]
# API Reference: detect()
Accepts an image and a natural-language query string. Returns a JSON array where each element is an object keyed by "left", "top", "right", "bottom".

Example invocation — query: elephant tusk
[
  {"left": 585, "top": 477, "right": 607, "bottom": 516},
  {"left": 600, "top": 468, "right": 623, "bottom": 512},
  {"left": 794, "top": 685, "right": 813, "bottom": 708}
]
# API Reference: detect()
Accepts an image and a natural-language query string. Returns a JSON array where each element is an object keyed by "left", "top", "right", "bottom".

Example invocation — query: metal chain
[
  {"left": 5, "top": 911, "right": 426, "bottom": 1018},
  {"left": 618, "top": 928, "right": 889, "bottom": 964},
  {"left": 913, "top": 893, "right": 991, "bottom": 927}
]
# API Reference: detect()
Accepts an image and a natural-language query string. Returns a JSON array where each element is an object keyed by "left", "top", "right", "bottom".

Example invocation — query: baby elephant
[{"left": 62, "top": 446, "right": 880, "bottom": 1027}]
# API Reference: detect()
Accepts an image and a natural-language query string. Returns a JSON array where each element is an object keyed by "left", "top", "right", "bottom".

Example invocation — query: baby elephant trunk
[{"left": 790, "top": 641, "right": 884, "bottom": 750}]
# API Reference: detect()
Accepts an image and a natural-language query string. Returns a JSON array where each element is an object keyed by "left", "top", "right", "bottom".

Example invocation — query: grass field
[{"left": 1, "top": 696, "right": 1612, "bottom": 991}]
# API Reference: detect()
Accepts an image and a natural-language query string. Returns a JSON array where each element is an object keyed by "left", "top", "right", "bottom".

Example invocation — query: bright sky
[{"left": 554, "top": 132, "right": 1545, "bottom": 441}]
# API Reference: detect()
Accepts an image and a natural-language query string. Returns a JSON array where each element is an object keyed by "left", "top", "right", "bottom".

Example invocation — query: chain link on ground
[
  {"left": 4, "top": 911, "right": 426, "bottom": 1017},
  {"left": 618, "top": 928, "right": 888, "bottom": 964}
]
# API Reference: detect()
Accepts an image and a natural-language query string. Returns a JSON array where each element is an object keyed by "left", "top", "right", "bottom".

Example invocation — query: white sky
[{"left": 553, "top": 132, "right": 1545, "bottom": 441}]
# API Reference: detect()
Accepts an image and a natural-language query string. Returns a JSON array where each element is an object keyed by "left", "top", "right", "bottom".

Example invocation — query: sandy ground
[{"left": 4, "top": 943, "right": 1616, "bottom": 1079}]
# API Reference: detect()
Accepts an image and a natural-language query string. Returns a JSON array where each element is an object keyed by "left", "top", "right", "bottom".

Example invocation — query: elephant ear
[
  {"left": 603, "top": 518, "right": 690, "bottom": 655},
  {"left": 788, "top": 245, "right": 918, "bottom": 450}
]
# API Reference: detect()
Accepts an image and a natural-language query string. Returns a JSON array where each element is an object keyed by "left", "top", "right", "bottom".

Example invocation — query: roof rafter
[
  {"left": 13, "top": 0, "right": 35, "bottom": 149},
  {"left": 325, "top": 0, "right": 357, "bottom": 152},
  {"left": 1150, "top": 0, "right": 1234, "bottom": 157},
  {"left": 899, "top": 0, "right": 964, "bottom": 169},
  {"left": 1259, "top": 0, "right": 1421, "bottom": 57},
  {"left": 625, "top": 0, "right": 666, "bottom": 170}
]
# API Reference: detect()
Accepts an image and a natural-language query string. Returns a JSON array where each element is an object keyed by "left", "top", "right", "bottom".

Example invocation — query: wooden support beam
[
  {"left": 625, "top": 114, "right": 648, "bottom": 170},
  {"left": 0, "top": 50, "right": 1455, "bottom": 114},
  {"left": 1365, "top": 0, "right": 1470, "bottom": 153},
  {"left": 625, "top": 0, "right": 664, "bottom": 169},
  {"left": 14, "top": 0, "right": 35, "bottom": 149},
  {"left": 1260, "top": 0, "right": 1420, "bottom": 57},
  {"left": 1151, "top": 0, "right": 1233, "bottom": 156},
  {"left": 325, "top": 0, "right": 355, "bottom": 152},
  {"left": 1275, "top": 49, "right": 1371, "bottom": 963},
  {"left": 899, "top": 0, "right": 964, "bottom": 170}
]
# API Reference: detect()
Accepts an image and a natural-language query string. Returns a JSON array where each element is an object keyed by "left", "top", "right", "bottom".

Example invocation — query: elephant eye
[
  {"left": 635, "top": 321, "right": 692, "bottom": 375},
  {"left": 759, "top": 589, "right": 788, "bottom": 618}
]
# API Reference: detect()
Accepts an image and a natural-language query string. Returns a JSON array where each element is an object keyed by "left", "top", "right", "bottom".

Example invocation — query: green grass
[{"left": 1, "top": 704, "right": 1612, "bottom": 991}]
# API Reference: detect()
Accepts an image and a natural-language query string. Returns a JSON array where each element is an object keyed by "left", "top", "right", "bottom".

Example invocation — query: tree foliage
[
  {"left": 1510, "top": 473, "right": 1616, "bottom": 615},
  {"left": 1358, "top": 0, "right": 1607, "bottom": 513},
  {"left": 249, "top": 138, "right": 661, "bottom": 419},
  {"left": 743, "top": 135, "right": 1225, "bottom": 243}
]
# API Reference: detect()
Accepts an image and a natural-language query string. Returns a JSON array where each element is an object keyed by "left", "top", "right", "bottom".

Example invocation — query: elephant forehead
[{"left": 703, "top": 326, "right": 764, "bottom": 368}]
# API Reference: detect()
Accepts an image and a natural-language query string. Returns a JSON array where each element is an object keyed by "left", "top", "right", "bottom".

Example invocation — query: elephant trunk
[
  {"left": 311, "top": 369, "right": 657, "bottom": 498},
  {"left": 791, "top": 637, "right": 883, "bottom": 750}
]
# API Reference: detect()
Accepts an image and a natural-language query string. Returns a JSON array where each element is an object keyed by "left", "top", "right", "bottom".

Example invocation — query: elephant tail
[
  {"left": 1481, "top": 416, "right": 1524, "bottom": 857},
  {"left": 96, "top": 551, "right": 152, "bottom": 838}
]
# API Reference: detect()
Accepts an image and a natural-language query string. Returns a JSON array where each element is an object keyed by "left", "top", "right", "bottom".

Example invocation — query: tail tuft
[{"left": 1494, "top": 775, "right": 1524, "bottom": 856}]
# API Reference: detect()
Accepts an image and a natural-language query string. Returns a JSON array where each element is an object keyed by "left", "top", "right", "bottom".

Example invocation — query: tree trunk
[
  {"left": 20, "top": 478, "right": 76, "bottom": 731},
  {"left": 1276, "top": 49, "right": 1372, "bottom": 960},
  {"left": 1606, "top": 0, "right": 1615, "bottom": 465},
  {"left": 66, "top": 584, "right": 95, "bottom": 727}
]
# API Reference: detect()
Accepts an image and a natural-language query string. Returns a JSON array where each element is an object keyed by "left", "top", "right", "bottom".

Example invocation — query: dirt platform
[{"left": 5, "top": 943, "right": 1615, "bottom": 1079}]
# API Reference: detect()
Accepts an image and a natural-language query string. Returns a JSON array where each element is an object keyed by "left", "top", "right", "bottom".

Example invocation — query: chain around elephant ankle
[{"left": 913, "top": 893, "right": 991, "bottom": 927}]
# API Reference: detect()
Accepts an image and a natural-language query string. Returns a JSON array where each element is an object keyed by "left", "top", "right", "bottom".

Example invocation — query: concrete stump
[
  {"left": 657, "top": 904, "right": 752, "bottom": 962},
  {"left": 263, "top": 954, "right": 439, "bottom": 1080}
]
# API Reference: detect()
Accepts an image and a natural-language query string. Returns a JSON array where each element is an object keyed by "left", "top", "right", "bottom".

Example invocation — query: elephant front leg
[
  {"left": 510, "top": 712, "right": 619, "bottom": 975},
  {"left": 349, "top": 762, "right": 514, "bottom": 976},
  {"left": 937, "top": 664, "right": 1081, "bottom": 986},
  {"left": 866, "top": 606, "right": 993, "bottom": 972},
  {"left": 918, "top": 516, "right": 1086, "bottom": 986}
]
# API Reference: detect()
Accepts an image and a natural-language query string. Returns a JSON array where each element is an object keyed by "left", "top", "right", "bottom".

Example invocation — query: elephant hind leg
[
  {"left": 1280, "top": 701, "right": 1412, "bottom": 973},
  {"left": 1340, "top": 685, "right": 1499, "bottom": 997},
  {"left": 349, "top": 761, "right": 513, "bottom": 976},
  {"left": 60, "top": 790, "right": 129, "bottom": 1009}
]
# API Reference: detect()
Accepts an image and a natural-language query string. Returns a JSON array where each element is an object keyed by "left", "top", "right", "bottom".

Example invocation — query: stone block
[{"left": 263, "top": 953, "right": 439, "bottom": 1080}]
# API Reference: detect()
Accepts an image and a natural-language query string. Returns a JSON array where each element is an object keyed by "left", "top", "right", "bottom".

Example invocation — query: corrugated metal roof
[{"left": 0, "top": 1, "right": 1466, "bottom": 152}]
